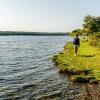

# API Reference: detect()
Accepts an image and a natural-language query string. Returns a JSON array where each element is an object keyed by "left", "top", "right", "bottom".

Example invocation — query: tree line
[{"left": 0, "top": 31, "right": 69, "bottom": 36}]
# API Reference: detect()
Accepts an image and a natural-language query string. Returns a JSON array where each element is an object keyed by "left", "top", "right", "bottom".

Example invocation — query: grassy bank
[{"left": 52, "top": 41, "right": 100, "bottom": 84}]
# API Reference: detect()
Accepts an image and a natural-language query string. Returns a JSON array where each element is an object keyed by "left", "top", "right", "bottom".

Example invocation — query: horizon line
[{"left": 0, "top": 30, "right": 70, "bottom": 33}]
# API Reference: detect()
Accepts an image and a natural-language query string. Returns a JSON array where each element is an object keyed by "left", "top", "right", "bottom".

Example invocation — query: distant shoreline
[{"left": 0, "top": 31, "right": 69, "bottom": 36}]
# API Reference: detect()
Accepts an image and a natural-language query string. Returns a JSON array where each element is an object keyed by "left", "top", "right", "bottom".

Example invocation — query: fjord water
[{"left": 0, "top": 36, "right": 83, "bottom": 100}]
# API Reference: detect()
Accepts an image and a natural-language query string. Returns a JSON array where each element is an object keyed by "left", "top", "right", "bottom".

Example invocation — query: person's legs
[{"left": 74, "top": 45, "right": 78, "bottom": 56}]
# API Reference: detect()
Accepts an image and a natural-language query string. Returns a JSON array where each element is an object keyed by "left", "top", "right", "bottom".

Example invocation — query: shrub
[
  {"left": 81, "top": 36, "right": 88, "bottom": 42},
  {"left": 88, "top": 35, "right": 99, "bottom": 47}
]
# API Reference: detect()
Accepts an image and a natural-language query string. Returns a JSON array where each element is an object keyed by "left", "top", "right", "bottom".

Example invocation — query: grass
[{"left": 52, "top": 41, "right": 100, "bottom": 84}]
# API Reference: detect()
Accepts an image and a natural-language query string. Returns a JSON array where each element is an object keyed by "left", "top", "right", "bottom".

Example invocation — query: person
[{"left": 73, "top": 34, "right": 80, "bottom": 56}]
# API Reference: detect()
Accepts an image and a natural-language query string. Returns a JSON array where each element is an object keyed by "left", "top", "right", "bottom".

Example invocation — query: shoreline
[{"left": 52, "top": 41, "right": 100, "bottom": 99}]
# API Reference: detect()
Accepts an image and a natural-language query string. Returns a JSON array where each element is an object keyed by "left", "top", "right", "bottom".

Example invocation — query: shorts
[{"left": 73, "top": 44, "right": 79, "bottom": 48}]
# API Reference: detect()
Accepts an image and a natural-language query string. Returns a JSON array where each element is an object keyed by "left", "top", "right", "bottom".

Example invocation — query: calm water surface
[{"left": 0, "top": 36, "right": 83, "bottom": 100}]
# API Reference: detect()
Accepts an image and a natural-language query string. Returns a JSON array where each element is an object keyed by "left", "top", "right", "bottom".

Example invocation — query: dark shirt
[{"left": 73, "top": 37, "right": 80, "bottom": 45}]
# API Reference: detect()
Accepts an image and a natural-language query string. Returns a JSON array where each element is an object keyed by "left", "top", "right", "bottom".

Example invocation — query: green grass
[{"left": 52, "top": 41, "right": 100, "bottom": 84}]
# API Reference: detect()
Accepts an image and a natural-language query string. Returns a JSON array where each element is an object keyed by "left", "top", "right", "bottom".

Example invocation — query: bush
[
  {"left": 81, "top": 36, "right": 88, "bottom": 42},
  {"left": 88, "top": 35, "right": 98, "bottom": 47}
]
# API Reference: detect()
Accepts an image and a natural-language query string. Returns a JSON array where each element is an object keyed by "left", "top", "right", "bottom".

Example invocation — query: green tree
[
  {"left": 70, "top": 29, "right": 82, "bottom": 36},
  {"left": 83, "top": 15, "right": 100, "bottom": 36}
]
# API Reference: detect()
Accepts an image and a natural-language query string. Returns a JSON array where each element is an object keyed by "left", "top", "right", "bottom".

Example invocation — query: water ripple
[{"left": 0, "top": 36, "right": 84, "bottom": 99}]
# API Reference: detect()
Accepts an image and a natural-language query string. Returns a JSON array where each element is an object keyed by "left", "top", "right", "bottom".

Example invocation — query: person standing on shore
[{"left": 73, "top": 34, "right": 80, "bottom": 56}]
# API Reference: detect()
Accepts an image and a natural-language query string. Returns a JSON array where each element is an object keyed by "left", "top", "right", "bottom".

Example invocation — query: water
[{"left": 0, "top": 36, "right": 84, "bottom": 100}]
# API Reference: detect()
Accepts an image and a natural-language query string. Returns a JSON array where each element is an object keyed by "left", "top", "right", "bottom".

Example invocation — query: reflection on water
[{"left": 0, "top": 36, "right": 84, "bottom": 100}]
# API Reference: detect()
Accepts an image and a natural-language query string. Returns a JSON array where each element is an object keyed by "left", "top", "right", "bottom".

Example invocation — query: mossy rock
[
  {"left": 71, "top": 75, "right": 97, "bottom": 83},
  {"left": 89, "top": 79, "right": 98, "bottom": 84},
  {"left": 71, "top": 75, "right": 88, "bottom": 83},
  {"left": 59, "top": 52, "right": 64, "bottom": 54},
  {"left": 58, "top": 67, "right": 68, "bottom": 73},
  {"left": 83, "top": 68, "right": 92, "bottom": 75},
  {"left": 65, "top": 67, "right": 93, "bottom": 75},
  {"left": 52, "top": 55, "right": 59, "bottom": 62}
]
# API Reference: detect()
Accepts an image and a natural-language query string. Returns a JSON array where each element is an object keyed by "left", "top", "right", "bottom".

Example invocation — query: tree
[
  {"left": 82, "top": 15, "right": 100, "bottom": 36},
  {"left": 70, "top": 29, "right": 82, "bottom": 36}
]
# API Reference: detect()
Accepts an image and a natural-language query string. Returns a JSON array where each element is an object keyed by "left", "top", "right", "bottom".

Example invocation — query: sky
[{"left": 0, "top": 0, "right": 100, "bottom": 32}]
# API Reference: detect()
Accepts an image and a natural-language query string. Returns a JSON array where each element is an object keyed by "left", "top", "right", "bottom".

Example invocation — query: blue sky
[{"left": 0, "top": 0, "right": 100, "bottom": 32}]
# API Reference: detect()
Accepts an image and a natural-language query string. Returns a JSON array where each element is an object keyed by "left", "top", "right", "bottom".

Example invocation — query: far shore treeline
[{"left": 0, "top": 31, "right": 69, "bottom": 36}]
